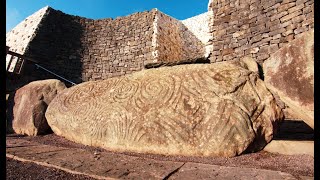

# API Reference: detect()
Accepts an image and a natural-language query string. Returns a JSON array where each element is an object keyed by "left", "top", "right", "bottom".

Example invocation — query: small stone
[{"left": 250, "top": 47, "right": 259, "bottom": 54}]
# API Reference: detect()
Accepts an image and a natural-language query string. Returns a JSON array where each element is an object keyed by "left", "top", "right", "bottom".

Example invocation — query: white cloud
[{"left": 6, "top": 7, "right": 21, "bottom": 32}]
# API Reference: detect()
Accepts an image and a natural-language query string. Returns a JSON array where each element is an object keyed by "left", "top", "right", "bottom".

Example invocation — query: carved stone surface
[
  {"left": 46, "top": 62, "right": 283, "bottom": 157},
  {"left": 263, "top": 29, "right": 314, "bottom": 129},
  {"left": 12, "top": 79, "right": 66, "bottom": 136}
]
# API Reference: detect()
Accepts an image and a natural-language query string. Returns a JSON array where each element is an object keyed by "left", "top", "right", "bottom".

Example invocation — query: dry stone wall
[
  {"left": 21, "top": 8, "right": 156, "bottom": 83},
  {"left": 182, "top": 12, "right": 212, "bottom": 57},
  {"left": 7, "top": 0, "right": 313, "bottom": 84},
  {"left": 23, "top": 7, "right": 87, "bottom": 83},
  {"left": 7, "top": 7, "right": 208, "bottom": 83},
  {"left": 150, "top": 10, "right": 205, "bottom": 66},
  {"left": 6, "top": 6, "right": 49, "bottom": 54},
  {"left": 81, "top": 11, "right": 156, "bottom": 81},
  {"left": 207, "top": 0, "right": 314, "bottom": 64}
]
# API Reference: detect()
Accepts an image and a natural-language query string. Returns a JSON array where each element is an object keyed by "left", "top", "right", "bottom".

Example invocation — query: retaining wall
[
  {"left": 6, "top": 7, "right": 208, "bottom": 84},
  {"left": 22, "top": 8, "right": 156, "bottom": 82},
  {"left": 148, "top": 10, "right": 205, "bottom": 67},
  {"left": 207, "top": 0, "right": 314, "bottom": 64}
]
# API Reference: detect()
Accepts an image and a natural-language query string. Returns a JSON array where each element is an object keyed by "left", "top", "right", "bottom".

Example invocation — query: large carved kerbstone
[
  {"left": 46, "top": 62, "right": 283, "bottom": 157},
  {"left": 263, "top": 29, "right": 314, "bottom": 129},
  {"left": 12, "top": 79, "right": 67, "bottom": 136}
]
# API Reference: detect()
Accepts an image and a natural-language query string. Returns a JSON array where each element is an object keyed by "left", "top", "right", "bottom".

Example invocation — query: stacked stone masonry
[
  {"left": 150, "top": 10, "right": 205, "bottom": 66},
  {"left": 17, "top": 8, "right": 156, "bottom": 83},
  {"left": 6, "top": 0, "right": 314, "bottom": 83},
  {"left": 6, "top": 6, "right": 49, "bottom": 55},
  {"left": 80, "top": 11, "right": 156, "bottom": 81},
  {"left": 182, "top": 12, "right": 212, "bottom": 57},
  {"left": 7, "top": 7, "right": 207, "bottom": 83},
  {"left": 207, "top": 0, "right": 314, "bottom": 64}
]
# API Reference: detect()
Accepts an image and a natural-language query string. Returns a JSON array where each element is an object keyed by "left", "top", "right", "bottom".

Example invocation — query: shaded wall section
[
  {"left": 6, "top": 6, "right": 49, "bottom": 54},
  {"left": 23, "top": 8, "right": 156, "bottom": 82},
  {"left": 23, "top": 7, "right": 86, "bottom": 84},
  {"left": 6, "top": 6, "right": 208, "bottom": 84},
  {"left": 207, "top": 0, "right": 314, "bottom": 65}
]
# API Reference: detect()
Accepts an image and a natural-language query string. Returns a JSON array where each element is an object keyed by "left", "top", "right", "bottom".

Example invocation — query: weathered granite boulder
[
  {"left": 12, "top": 79, "right": 66, "bottom": 136},
  {"left": 46, "top": 62, "right": 283, "bottom": 157},
  {"left": 263, "top": 29, "right": 314, "bottom": 129}
]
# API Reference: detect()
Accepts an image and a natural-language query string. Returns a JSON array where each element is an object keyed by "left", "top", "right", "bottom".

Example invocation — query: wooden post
[{"left": 6, "top": 46, "right": 9, "bottom": 55}]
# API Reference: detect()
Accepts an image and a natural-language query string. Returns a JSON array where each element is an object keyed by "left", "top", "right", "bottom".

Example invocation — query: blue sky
[{"left": 6, "top": 0, "right": 208, "bottom": 32}]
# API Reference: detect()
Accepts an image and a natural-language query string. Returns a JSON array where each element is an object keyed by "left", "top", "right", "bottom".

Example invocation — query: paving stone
[{"left": 7, "top": 136, "right": 307, "bottom": 180}]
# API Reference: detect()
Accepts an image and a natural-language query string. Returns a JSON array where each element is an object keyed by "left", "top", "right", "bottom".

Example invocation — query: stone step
[{"left": 264, "top": 140, "right": 314, "bottom": 156}]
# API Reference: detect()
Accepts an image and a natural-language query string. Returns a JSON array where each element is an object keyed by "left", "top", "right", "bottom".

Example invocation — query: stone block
[
  {"left": 263, "top": 29, "right": 314, "bottom": 129},
  {"left": 280, "top": 20, "right": 293, "bottom": 28},
  {"left": 12, "top": 79, "right": 66, "bottom": 136},
  {"left": 277, "top": 2, "right": 296, "bottom": 12},
  {"left": 280, "top": 10, "right": 302, "bottom": 22},
  {"left": 270, "top": 11, "right": 288, "bottom": 21},
  {"left": 222, "top": 48, "right": 234, "bottom": 56},
  {"left": 288, "top": 3, "right": 305, "bottom": 13},
  {"left": 46, "top": 62, "right": 283, "bottom": 157},
  {"left": 301, "top": 18, "right": 314, "bottom": 27},
  {"left": 268, "top": 44, "right": 279, "bottom": 53},
  {"left": 268, "top": 28, "right": 286, "bottom": 36},
  {"left": 294, "top": 26, "right": 308, "bottom": 34},
  {"left": 296, "top": 0, "right": 308, "bottom": 5}
]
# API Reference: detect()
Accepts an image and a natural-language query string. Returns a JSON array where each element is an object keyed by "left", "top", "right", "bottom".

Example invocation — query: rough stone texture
[
  {"left": 46, "top": 62, "right": 283, "bottom": 157},
  {"left": 181, "top": 12, "right": 211, "bottom": 45},
  {"left": 6, "top": 0, "right": 314, "bottom": 84},
  {"left": 7, "top": 137, "right": 302, "bottom": 180},
  {"left": 7, "top": 134, "right": 315, "bottom": 179},
  {"left": 147, "top": 10, "right": 205, "bottom": 67},
  {"left": 21, "top": 8, "right": 156, "bottom": 83},
  {"left": 181, "top": 12, "right": 211, "bottom": 57},
  {"left": 12, "top": 79, "right": 66, "bottom": 136},
  {"left": 207, "top": 0, "right": 314, "bottom": 64},
  {"left": 264, "top": 140, "right": 314, "bottom": 156},
  {"left": 6, "top": 6, "right": 49, "bottom": 54},
  {"left": 169, "top": 162, "right": 297, "bottom": 180},
  {"left": 80, "top": 11, "right": 156, "bottom": 81},
  {"left": 6, "top": 7, "right": 208, "bottom": 85},
  {"left": 241, "top": 56, "right": 260, "bottom": 74},
  {"left": 6, "top": 6, "right": 49, "bottom": 73},
  {"left": 263, "top": 29, "right": 313, "bottom": 129}
]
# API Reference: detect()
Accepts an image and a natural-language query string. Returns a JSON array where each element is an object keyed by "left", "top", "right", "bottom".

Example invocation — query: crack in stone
[{"left": 162, "top": 163, "right": 185, "bottom": 180}]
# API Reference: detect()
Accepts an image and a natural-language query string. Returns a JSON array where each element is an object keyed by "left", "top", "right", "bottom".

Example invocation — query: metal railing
[{"left": 34, "top": 64, "right": 76, "bottom": 85}]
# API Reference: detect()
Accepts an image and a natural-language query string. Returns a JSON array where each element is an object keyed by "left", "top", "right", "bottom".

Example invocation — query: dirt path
[{"left": 7, "top": 158, "right": 96, "bottom": 180}]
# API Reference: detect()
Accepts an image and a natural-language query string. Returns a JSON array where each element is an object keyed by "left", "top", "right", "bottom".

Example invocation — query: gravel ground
[
  {"left": 7, "top": 132, "right": 314, "bottom": 179},
  {"left": 6, "top": 157, "right": 96, "bottom": 180}
]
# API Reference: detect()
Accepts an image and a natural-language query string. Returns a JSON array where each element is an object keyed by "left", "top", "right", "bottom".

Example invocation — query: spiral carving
[
  {"left": 46, "top": 63, "right": 283, "bottom": 157},
  {"left": 135, "top": 76, "right": 177, "bottom": 109},
  {"left": 110, "top": 78, "right": 139, "bottom": 103}
]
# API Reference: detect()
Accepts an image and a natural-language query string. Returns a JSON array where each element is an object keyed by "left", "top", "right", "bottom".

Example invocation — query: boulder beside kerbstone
[
  {"left": 263, "top": 29, "right": 314, "bottom": 129},
  {"left": 12, "top": 79, "right": 66, "bottom": 136},
  {"left": 46, "top": 62, "right": 283, "bottom": 157}
]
